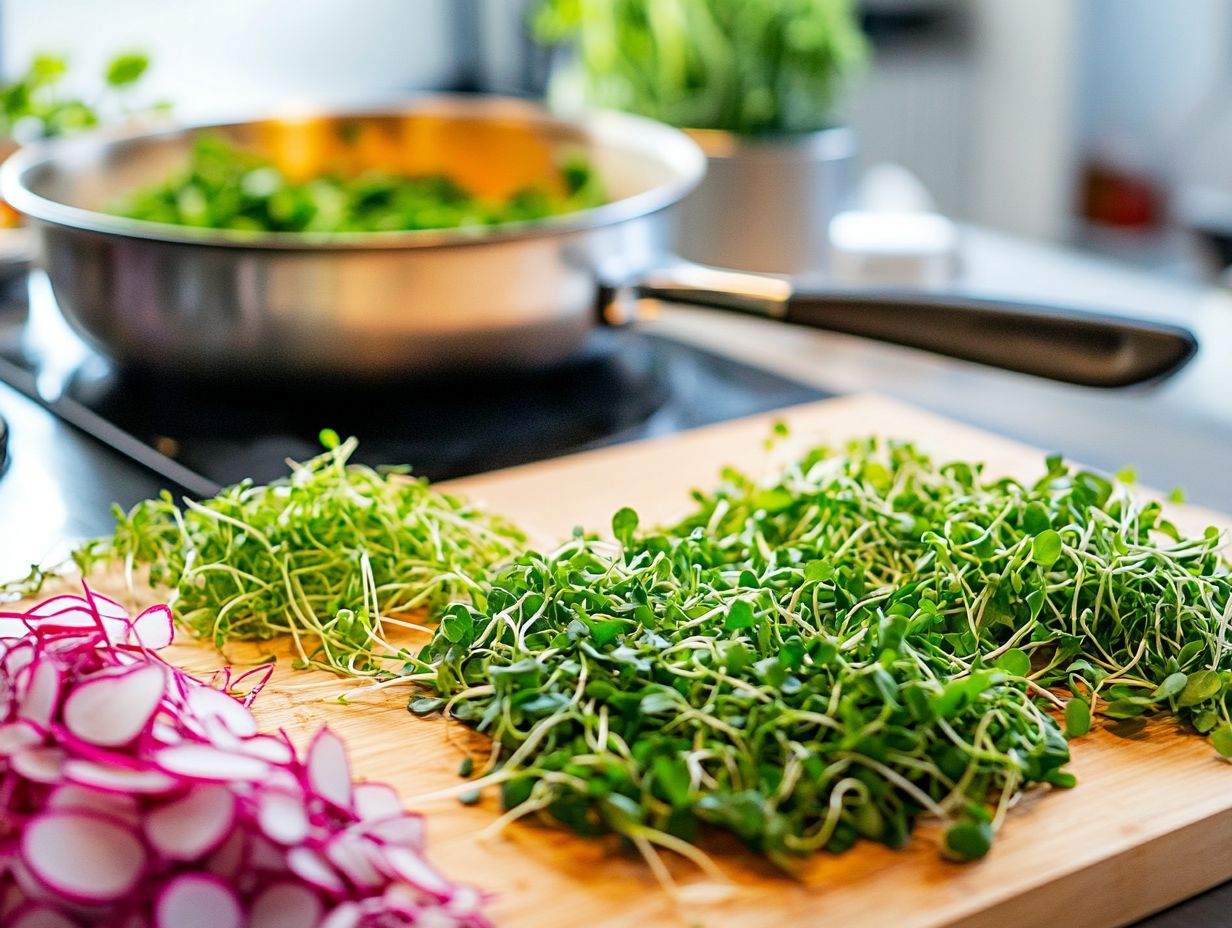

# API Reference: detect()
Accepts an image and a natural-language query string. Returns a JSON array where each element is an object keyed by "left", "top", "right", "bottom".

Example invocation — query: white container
[{"left": 676, "top": 127, "right": 856, "bottom": 278}]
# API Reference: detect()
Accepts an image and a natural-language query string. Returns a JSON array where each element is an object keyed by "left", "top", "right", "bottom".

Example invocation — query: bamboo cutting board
[{"left": 94, "top": 395, "right": 1232, "bottom": 928}]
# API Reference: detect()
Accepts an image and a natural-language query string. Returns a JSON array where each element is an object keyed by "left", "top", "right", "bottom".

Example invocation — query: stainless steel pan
[{"left": 0, "top": 96, "right": 1197, "bottom": 386}]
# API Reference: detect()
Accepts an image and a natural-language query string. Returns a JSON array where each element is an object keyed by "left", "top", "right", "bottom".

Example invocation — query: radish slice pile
[{"left": 0, "top": 587, "right": 490, "bottom": 927}]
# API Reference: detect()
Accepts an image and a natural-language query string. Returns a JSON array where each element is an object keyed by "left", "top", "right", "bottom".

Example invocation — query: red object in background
[{"left": 1080, "top": 160, "right": 1165, "bottom": 228}]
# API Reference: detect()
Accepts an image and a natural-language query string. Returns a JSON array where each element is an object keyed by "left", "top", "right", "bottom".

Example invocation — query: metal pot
[
  {"left": 676, "top": 127, "right": 855, "bottom": 277},
  {"left": 0, "top": 96, "right": 1197, "bottom": 387}
]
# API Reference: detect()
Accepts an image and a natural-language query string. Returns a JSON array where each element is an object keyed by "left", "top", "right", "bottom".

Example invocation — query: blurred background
[{"left": 6, "top": 0, "right": 1231, "bottom": 281}]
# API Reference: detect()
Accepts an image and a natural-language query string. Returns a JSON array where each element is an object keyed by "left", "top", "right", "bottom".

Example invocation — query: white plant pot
[{"left": 676, "top": 126, "right": 856, "bottom": 278}]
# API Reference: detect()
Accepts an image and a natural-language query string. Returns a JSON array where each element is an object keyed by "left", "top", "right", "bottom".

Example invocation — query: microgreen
[
  {"left": 113, "top": 133, "right": 606, "bottom": 233},
  {"left": 58, "top": 437, "right": 525, "bottom": 674},
  {"left": 426, "top": 439, "right": 1231, "bottom": 869}
]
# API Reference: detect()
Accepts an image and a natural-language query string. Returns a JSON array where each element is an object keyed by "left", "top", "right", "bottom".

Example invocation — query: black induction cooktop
[{"left": 0, "top": 273, "right": 827, "bottom": 495}]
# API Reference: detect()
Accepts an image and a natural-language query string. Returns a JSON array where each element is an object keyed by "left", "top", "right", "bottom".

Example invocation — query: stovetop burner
[{"left": 0, "top": 274, "right": 828, "bottom": 495}]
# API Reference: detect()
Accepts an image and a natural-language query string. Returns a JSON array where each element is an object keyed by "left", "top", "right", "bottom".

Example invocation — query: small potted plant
[
  {"left": 533, "top": 0, "right": 866, "bottom": 277},
  {"left": 0, "top": 52, "right": 161, "bottom": 271}
]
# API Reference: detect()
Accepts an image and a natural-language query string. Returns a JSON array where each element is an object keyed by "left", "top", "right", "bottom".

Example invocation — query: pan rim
[{"left": 0, "top": 94, "right": 706, "bottom": 252}]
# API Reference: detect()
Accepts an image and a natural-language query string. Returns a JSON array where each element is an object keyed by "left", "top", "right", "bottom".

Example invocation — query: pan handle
[{"left": 633, "top": 262, "right": 1198, "bottom": 388}]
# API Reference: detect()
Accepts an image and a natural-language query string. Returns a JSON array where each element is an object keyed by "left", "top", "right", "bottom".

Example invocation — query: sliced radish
[
  {"left": 2, "top": 588, "right": 490, "bottom": 927},
  {"left": 21, "top": 812, "right": 146, "bottom": 904},
  {"left": 379, "top": 846, "right": 452, "bottom": 899},
  {"left": 185, "top": 686, "right": 257, "bottom": 739},
  {"left": 62, "top": 665, "right": 165, "bottom": 747},
  {"left": 12, "top": 747, "right": 65, "bottom": 784},
  {"left": 128, "top": 605, "right": 174, "bottom": 650},
  {"left": 18, "top": 660, "right": 62, "bottom": 728},
  {"left": 7, "top": 904, "right": 80, "bottom": 928},
  {"left": 236, "top": 735, "right": 294, "bottom": 765},
  {"left": 154, "top": 874, "right": 242, "bottom": 928},
  {"left": 361, "top": 815, "right": 425, "bottom": 850},
  {"left": 249, "top": 883, "right": 324, "bottom": 928},
  {"left": 353, "top": 782, "right": 402, "bottom": 822},
  {"left": 154, "top": 743, "right": 270, "bottom": 781},
  {"left": 204, "top": 829, "right": 247, "bottom": 882},
  {"left": 324, "top": 835, "right": 383, "bottom": 889},
  {"left": 62, "top": 759, "right": 177, "bottom": 795},
  {"left": 247, "top": 834, "right": 291, "bottom": 874},
  {"left": 257, "top": 789, "right": 310, "bottom": 846},
  {"left": 320, "top": 902, "right": 361, "bottom": 928},
  {"left": 286, "top": 848, "right": 345, "bottom": 896},
  {"left": 0, "top": 720, "right": 44, "bottom": 756},
  {"left": 145, "top": 786, "right": 235, "bottom": 860},
  {"left": 307, "top": 728, "right": 352, "bottom": 811},
  {"left": 47, "top": 784, "right": 140, "bottom": 825}
]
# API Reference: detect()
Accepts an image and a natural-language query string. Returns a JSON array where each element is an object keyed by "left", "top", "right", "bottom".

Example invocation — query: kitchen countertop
[{"left": 1, "top": 227, "right": 1230, "bottom": 927}]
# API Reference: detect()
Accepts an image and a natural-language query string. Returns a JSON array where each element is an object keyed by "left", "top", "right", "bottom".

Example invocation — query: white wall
[
  {"left": 964, "top": 0, "right": 1081, "bottom": 241},
  {"left": 2, "top": 0, "right": 460, "bottom": 121}
]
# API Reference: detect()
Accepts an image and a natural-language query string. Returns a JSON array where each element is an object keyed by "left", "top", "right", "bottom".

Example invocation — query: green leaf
[
  {"left": 105, "top": 52, "right": 150, "bottom": 87},
  {"left": 1178, "top": 670, "right": 1223, "bottom": 708},
  {"left": 724, "top": 600, "right": 755, "bottom": 631},
  {"left": 1114, "top": 466, "right": 1137, "bottom": 485},
  {"left": 1103, "top": 699, "right": 1147, "bottom": 719},
  {"left": 944, "top": 820, "right": 993, "bottom": 861},
  {"left": 1151, "top": 672, "right": 1188, "bottom": 702},
  {"left": 994, "top": 649, "right": 1031, "bottom": 678},
  {"left": 441, "top": 606, "right": 474, "bottom": 644},
  {"left": 1031, "top": 530, "right": 1063, "bottom": 567},
  {"left": 318, "top": 427, "right": 340, "bottom": 449},
  {"left": 804, "top": 559, "right": 835, "bottom": 583},
  {"left": 1211, "top": 726, "right": 1232, "bottom": 758},
  {"left": 1064, "top": 699, "right": 1091, "bottom": 738},
  {"left": 408, "top": 696, "right": 444, "bottom": 716},
  {"left": 652, "top": 755, "right": 692, "bottom": 807},
  {"left": 612, "top": 507, "right": 639, "bottom": 546},
  {"left": 1022, "top": 502, "right": 1051, "bottom": 534}
]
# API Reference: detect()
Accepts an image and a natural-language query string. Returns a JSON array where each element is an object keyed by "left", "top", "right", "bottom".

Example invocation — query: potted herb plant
[
  {"left": 533, "top": 0, "right": 866, "bottom": 277},
  {"left": 0, "top": 52, "right": 160, "bottom": 269}
]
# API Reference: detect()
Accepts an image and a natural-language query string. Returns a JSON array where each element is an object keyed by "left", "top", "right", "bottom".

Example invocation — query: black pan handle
[{"left": 633, "top": 263, "right": 1198, "bottom": 388}]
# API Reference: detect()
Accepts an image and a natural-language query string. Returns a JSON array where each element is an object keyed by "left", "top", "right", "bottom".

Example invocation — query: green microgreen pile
[
  {"left": 112, "top": 133, "right": 606, "bottom": 234},
  {"left": 45, "top": 433, "right": 524, "bottom": 674},
  {"left": 424, "top": 439, "right": 1232, "bottom": 868}
]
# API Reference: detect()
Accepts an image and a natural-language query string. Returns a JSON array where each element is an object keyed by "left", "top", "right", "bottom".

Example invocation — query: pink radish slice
[
  {"left": 286, "top": 847, "right": 346, "bottom": 895},
  {"left": 324, "top": 835, "right": 383, "bottom": 889},
  {"left": 249, "top": 882, "right": 324, "bottom": 928},
  {"left": 47, "top": 784, "right": 140, "bottom": 825},
  {"left": 247, "top": 834, "right": 290, "bottom": 874},
  {"left": 0, "top": 720, "right": 44, "bottom": 756},
  {"left": 62, "top": 664, "right": 166, "bottom": 747},
  {"left": 154, "top": 874, "right": 242, "bottom": 928},
  {"left": 204, "top": 828, "right": 247, "bottom": 881},
  {"left": 319, "top": 902, "right": 361, "bottom": 928},
  {"left": 307, "top": 728, "right": 352, "bottom": 810},
  {"left": 185, "top": 686, "right": 257, "bottom": 739},
  {"left": 237, "top": 735, "right": 295, "bottom": 765},
  {"left": 62, "top": 759, "right": 177, "bottom": 795},
  {"left": 154, "top": 743, "right": 270, "bottom": 781},
  {"left": 145, "top": 785, "right": 235, "bottom": 860},
  {"left": 379, "top": 846, "right": 452, "bottom": 898},
  {"left": 7, "top": 904, "right": 80, "bottom": 928},
  {"left": 361, "top": 815, "right": 425, "bottom": 849},
  {"left": 12, "top": 747, "right": 65, "bottom": 784},
  {"left": 353, "top": 782, "right": 402, "bottom": 821},
  {"left": 18, "top": 660, "right": 62, "bottom": 727},
  {"left": 257, "top": 789, "right": 311, "bottom": 845},
  {"left": 128, "top": 604, "right": 174, "bottom": 649},
  {"left": 21, "top": 812, "right": 146, "bottom": 904}
]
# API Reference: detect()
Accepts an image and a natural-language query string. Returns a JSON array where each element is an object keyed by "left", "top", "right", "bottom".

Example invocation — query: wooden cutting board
[{"left": 82, "top": 395, "right": 1232, "bottom": 928}]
